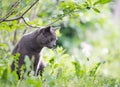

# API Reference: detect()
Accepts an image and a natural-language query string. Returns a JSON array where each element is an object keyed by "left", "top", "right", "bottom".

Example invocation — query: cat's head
[{"left": 36, "top": 26, "right": 57, "bottom": 48}]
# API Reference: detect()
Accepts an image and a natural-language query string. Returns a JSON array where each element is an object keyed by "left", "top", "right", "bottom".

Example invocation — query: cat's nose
[
  {"left": 53, "top": 44, "right": 56, "bottom": 47},
  {"left": 53, "top": 43, "right": 56, "bottom": 47}
]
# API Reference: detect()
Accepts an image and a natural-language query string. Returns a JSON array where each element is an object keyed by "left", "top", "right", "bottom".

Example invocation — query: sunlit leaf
[
  {"left": 99, "top": 0, "right": 111, "bottom": 4},
  {"left": 92, "top": 7, "right": 100, "bottom": 13},
  {"left": 94, "top": 0, "right": 111, "bottom": 5},
  {"left": 49, "top": 57, "right": 55, "bottom": 64},
  {"left": 1, "top": 69, "right": 8, "bottom": 80},
  {"left": 87, "top": 0, "right": 92, "bottom": 6}
]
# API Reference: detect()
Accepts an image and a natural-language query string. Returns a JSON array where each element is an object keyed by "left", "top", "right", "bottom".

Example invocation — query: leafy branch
[
  {"left": 0, "top": 0, "right": 111, "bottom": 28},
  {"left": 47, "top": 10, "right": 80, "bottom": 26},
  {"left": 0, "top": 1, "right": 20, "bottom": 23},
  {"left": 0, "top": 0, "right": 40, "bottom": 28},
  {"left": 21, "top": 17, "right": 39, "bottom": 28}
]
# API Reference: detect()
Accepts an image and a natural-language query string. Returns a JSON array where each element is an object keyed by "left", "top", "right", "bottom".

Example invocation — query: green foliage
[
  {"left": 0, "top": 0, "right": 120, "bottom": 87},
  {"left": 0, "top": 47, "right": 119, "bottom": 87},
  {"left": 72, "top": 60, "right": 83, "bottom": 78}
]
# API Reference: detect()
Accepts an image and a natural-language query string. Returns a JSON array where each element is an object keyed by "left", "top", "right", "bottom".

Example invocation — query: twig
[
  {"left": 21, "top": 0, "right": 39, "bottom": 17},
  {"left": 23, "top": 28, "right": 28, "bottom": 35},
  {"left": 0, "top": 0, "right": 19, "bottom": 23},
  {"left": 4, "top": 1, "right": 20, "bottom": 19},
  {"left": 47, "top": 10, "right": 80, "bottom": 26},
  {"left": 21, "top": 17, "right": 40, "bottom": 28},
  {"left": 0, "top": 0, "right": 39, "bottom": 23},
  {"left": 12, "top": 29, "right": 17, "bottom": 45},
  {"left": 0, "top": 0, "right": 80, "bottom": 28}
]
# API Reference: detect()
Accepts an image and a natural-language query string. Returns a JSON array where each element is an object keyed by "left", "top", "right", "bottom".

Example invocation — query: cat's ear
[
  {"left": 52, "top": 27, "right": 60, "bottom": 31},
  {"left": 38, "top": 26, "right": 51, "bottom": 34},
  {"left": 44, "top": 26, "right": 51, "bottom": 32}
]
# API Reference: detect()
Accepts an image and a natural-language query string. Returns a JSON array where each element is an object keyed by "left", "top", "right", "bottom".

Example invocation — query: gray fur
[{"left": 11, "top": 26, "right": 57, "bottom": 78}]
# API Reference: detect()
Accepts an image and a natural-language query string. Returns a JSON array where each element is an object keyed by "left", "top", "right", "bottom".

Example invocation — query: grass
[{"left": 0, "top": 47, "right": 120, "bottom": 87}]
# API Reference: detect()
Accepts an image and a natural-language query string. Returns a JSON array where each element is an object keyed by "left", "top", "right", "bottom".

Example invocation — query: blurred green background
[{"left": 0, "top": 0, "right": 120, "bottom": 87}]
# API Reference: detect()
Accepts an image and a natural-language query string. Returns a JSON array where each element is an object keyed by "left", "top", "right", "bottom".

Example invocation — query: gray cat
[{"left": 11, "top": 26, "right": 57, "bottom": 78}]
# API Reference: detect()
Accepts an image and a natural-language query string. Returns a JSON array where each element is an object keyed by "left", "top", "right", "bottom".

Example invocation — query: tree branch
[
  {"left": 21, "top": 0, "right": 39, "bottom": 17},
  {"left": 0, "top": 0, "right": 80, "bottom": 28},
  {"left": 0, "top": 0, "right": 39, "bottom": 28},
  {"left": 4, "top": 1, "right": 20, "bottom": 19},
  {"left": 5, "top": 0, "right": 39, "bottom": 22},
  {"left": 47, "top": 10, "right": 80, "bottom": 26},
  {"left": 0, "top": 0, "right": 19, "bottom": 23},
  {"left": 21, "top": 17, "right": 40, "bottom": 28}
]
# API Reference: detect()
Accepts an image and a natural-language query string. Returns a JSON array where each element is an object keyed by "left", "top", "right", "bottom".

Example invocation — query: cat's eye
[
  {"left": 50, "top": 38, "right": 53, "bottom": 41},
  {"left": 48, "top": 39, "right": 53, "bottom": 43}
]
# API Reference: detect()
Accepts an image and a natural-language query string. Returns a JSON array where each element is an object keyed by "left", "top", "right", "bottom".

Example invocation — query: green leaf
[
  {"left": 1, "top": 69, "right": 8, "bottom": 80},
  {"left": 11, "top": 71, "right": 19, "bottom": 81},
  {"left": 93, "top": 1, "right": 100, "bottom": 6},
  {"left": 94, "top": 0, "right": 111, "bottom": 5},
  {"left": 54, "top": 63, "right": 58, "bottom": 68},
  {"left": 49, "top": 57, "right": 55, "bottom": 64},
  {"left": 87, "top": 0, "right": 92, "bottom": 6},
  {"left": 72, "top": 61, "right": 81, "bottom": 78},
  {"left": 92, "top": 7, "right": 100, "bottom": 13},
  {"left": 89, "top": 62, "right": 101, "bottom": 76},
  {"left": 0, "top": 43, "right": 7, "bottom": 47},
  {"left": 99, "top": 0, "right": 111, "bottom": 4}
]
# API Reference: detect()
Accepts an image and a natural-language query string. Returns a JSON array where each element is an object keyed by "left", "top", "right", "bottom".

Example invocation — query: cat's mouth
[{"left": 47, "top": 45, "right": 56, "bottom": 49}]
